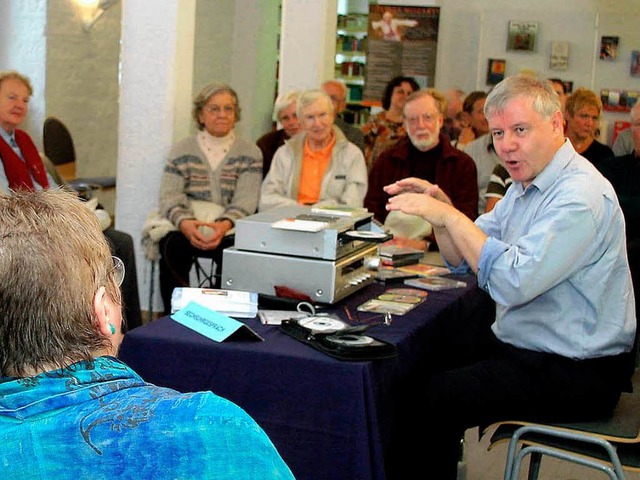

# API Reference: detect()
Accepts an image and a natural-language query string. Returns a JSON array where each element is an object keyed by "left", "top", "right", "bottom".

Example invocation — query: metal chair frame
[
  {"left": 485, "top": 369, "right": 640, "bottom": 480},
  {"left": 503, "top": 424, "right": 626, "bottom": 480}
]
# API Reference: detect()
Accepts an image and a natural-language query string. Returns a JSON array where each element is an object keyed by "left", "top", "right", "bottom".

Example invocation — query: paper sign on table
[{"left": 172, "top": 301, "right": 263, "bottom": 342}]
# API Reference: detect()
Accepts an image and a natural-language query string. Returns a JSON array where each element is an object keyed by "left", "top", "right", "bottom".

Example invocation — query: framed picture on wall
[
  {"left": 631, "top": 51, "right": 640, "bottom": 78},
  {"left": 601, "top": 88, "right": 639, "bottom": 112},
  {"left": 563, "top": 81, "right": 573, "bottom": 94},
  {"left": 550, "top": 41, "right": 569, "bottom": 71},
  {"left": 599, "top": 36, "right": 619, "bottom": 60},
  {"left": 506, "top": 21, "right": 538, "bottom": 52},
  {"left": 486, "top": 59, "right": 506, "bottom": 85}
]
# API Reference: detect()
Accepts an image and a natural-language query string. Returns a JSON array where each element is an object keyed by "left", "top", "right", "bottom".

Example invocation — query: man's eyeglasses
[
  {"left": 405, "top": 113, "right": 439, "bottom": 127},
  {"left": 111, "top": 256, "right": 125, "bottom": 287}
]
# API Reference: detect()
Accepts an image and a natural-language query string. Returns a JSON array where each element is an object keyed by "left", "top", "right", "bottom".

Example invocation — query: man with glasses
[
  {"left": 384, "top": 75, "right": 635, "bottom": 479},
  {"left": 364, "top": 88, "right": 478, "bottom": 251}
]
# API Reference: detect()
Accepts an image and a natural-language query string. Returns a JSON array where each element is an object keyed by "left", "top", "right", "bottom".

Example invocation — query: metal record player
[{"left": 221, "top": 205, "right": 389, "bottom": 304}]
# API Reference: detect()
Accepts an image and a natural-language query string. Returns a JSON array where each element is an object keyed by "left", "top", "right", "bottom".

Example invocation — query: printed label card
[{"left": 172, "top": 301, "right": 263, "bottom": 342}]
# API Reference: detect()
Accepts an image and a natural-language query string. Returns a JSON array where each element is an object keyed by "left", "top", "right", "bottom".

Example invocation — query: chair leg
[
  {"left": 527, "top": 450, "right": 541, "bottom": 480},
  {"left": 193, "top": 257, "right": 217, "bottom": 289}
]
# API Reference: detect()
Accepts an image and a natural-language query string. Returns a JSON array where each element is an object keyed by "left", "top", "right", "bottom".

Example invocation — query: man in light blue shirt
[{"left": 385, "top": 75, "right": 636, "bottom": 479}]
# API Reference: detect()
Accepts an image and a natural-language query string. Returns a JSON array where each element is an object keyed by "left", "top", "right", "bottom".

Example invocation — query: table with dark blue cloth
[{"left": 119, "top": 275, "right": 490, "bottom": 480}]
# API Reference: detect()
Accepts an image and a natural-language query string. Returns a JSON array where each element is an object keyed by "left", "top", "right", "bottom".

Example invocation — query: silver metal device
[{"left": 222, "top": 206, "right": 384, "bottom": 303}]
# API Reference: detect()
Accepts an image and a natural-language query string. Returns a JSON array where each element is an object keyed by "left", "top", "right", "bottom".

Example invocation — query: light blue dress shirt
[
  {"left": 451, "top": 140, "right": 636, "bottom": 359},
  {"left": 0, "top": 356, "right": 294, "bottom": 479}
]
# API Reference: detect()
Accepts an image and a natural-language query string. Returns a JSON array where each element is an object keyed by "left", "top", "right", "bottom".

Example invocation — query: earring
[{"left": 109, "top": 323, "right": 116, "bottom": 335}]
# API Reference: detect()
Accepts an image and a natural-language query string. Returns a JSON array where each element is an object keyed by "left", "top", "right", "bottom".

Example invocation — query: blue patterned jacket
[{"left": 0, "top": 356, "right": 294, "bottom": 479}]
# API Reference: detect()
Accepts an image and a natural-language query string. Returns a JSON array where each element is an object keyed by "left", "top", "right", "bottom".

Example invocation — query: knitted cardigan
[{"left": 159, "top": 133, "right": 263, "bottom": 228}]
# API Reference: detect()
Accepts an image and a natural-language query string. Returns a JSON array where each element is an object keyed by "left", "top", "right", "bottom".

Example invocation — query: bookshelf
[{"left": 335, "top": 0, "right": 374, "bottom": 126}]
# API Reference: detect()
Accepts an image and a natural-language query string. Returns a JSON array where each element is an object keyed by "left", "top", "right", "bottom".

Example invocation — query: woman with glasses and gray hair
[{"left": 158, "top": 82, "right": 263, "bottom": 315}]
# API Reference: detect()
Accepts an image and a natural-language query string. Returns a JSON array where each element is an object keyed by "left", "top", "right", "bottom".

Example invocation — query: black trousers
[
  {"left": 103, "top": 228, "right": 142, "bottom": 331},
  {"left": 387, "top": 288, "right": 632, "bottom": 480},
  {"left": 158, "top": 231, "right": 234, "bottom": 315}
]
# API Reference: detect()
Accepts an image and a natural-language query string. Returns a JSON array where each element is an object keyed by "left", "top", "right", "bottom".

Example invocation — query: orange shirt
[{"left": 297, "top": 134, "right": 336, "bottom": 205}]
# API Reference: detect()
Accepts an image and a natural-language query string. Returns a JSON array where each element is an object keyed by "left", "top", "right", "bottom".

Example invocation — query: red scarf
[{"left": 0, "top": 129, "right": 49, "bottom": 191}]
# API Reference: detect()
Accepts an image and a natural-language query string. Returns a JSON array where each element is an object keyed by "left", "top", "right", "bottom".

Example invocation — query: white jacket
[{"left": 259, "top": 126, "right": 368, "bottom": 212}]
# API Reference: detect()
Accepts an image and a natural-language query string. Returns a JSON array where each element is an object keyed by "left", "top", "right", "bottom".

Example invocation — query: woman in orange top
[{"left": 259, "top": 89, "right": 367, "bottom": 212}]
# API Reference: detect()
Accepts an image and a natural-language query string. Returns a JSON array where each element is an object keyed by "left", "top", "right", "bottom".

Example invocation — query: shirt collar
[
  {"left": 0, "top": 127, "right": 15, "bottom": 146},
  {"left": 528, "top": 139, "right": 575, "bottom": 193}
]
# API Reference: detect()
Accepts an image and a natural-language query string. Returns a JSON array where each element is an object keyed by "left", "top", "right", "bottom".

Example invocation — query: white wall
[
  {"left": 300, "top": 0, "right": 640, "bottom": 145},
  {"left": 45, "top": 0, "right": 122, "bottom": 214},
  {"left": 0, "top": 0, "right": 47, "bottom": 146}
]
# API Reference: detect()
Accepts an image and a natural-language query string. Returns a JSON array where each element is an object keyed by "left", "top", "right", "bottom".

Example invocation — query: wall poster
[
  {"left": 486, "top": 59, "right": 506, "bottom": 85},
  {"left": 363, "top": 5, "right": 440, "bottom": 105},
  {"left": 506, "top": 21, "right": 538, "bottom": 52},
  {"left": 599, "top": 36, "right": 619, "bottom": 60},
  {"left": 549, "top": 41, "right": 570, "bottom": 71},
  {"left": 630, "top": 51, "right": 640, "bottom": 77}
]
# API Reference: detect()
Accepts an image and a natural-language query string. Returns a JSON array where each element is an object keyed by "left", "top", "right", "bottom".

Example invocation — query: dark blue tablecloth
[{"left": 119, "top": 275, "right": 487, "bottom": 480}]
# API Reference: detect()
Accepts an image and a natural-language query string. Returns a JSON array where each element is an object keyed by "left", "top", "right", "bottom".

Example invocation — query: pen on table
[{"left": 344, "top": 306, "right": 354, "bottom": 322}]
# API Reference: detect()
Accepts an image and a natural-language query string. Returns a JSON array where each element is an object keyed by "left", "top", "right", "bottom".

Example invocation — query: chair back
[{"left": 43, "top": 117, "right": 76, "bottom": 167}]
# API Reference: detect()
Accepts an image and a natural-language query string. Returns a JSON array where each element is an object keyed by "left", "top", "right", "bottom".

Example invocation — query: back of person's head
[
  {"left": 382, "top": 75, "right": 420, "bottom": 110},
  {"left": 321, "top": 80, "right": 348, "bottom": 99},
  {"left": 0, "top": 189, "right": 120, "bottom": 377},
  {"left": 484, "top": 75, "right": 561, "bottom": 121},
  {"left": 321, "top": 80, "right": 348, "bottom": 113},
  {"left": 296, "top": 89, "right": 333, "bottom": 118},
  {"left": 565, "top": 87, "right": 602, "bottom": 118},
  {"left": 403, "top": 88, "right": 447, "bottom": 116},
  {"left": 192, "top": 82, "right": 241, "bottom": 129},
  {"left": 272, "top": 90, "right": 300, "bottom": 121},
  {"left": 0, "top": 70, "right": 33, "bottom": 95},
  {"left": 548, "top": 78, "right": 566, "bottom": 95},
  {"left": 444, "top": 88, "right": 465, "bottom": 119},
  {"left": 462, "top": 91, "right": 488, "bottom": 114}
]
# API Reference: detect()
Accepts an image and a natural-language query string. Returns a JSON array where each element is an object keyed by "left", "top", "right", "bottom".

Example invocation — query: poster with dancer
[{"left": 364, "top": 5, "right": 440, "bottom": 104}]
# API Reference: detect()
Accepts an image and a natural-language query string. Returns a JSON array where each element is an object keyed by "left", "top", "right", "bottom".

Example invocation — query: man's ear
[{"left": 551, "top": 110, "right": 565, "bottom": 134}]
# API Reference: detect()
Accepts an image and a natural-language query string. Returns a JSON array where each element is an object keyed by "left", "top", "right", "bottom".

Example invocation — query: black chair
[
  {"left": 484, "top": 369, "right": 640, "bottom": 480},
  {"left": 42, "top": 117, "right": 116, "bottom": 199}
]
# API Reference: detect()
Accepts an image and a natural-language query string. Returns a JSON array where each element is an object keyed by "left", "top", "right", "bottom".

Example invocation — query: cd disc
[
  {"left": 325, "top": 334, "right": 375, "bottom": 346},
  {"left": 299, "top": 316, "right": 348, "bottom": 333},
  {"left": 345, "top": 230, "right": 389, "bottom": 240}
]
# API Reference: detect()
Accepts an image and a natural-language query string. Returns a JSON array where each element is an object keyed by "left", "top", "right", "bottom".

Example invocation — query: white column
[
  {"left": 278, "top": 0, "right": 337, "bottom": 94},
  {"left": 116, "top": 0, "right": 197, "bottom": 313}
]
